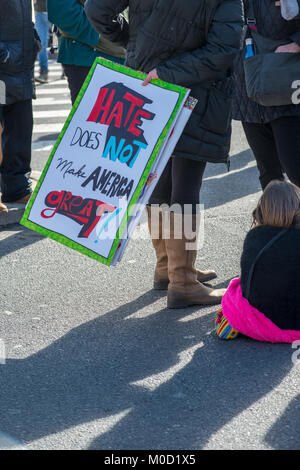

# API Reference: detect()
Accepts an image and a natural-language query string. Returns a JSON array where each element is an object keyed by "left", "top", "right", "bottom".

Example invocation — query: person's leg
[
  {"left": 148, "top": 158, "right": 172, "bottom": 207},
  {"left": 0, "top": 100, "right": 33, "bottom": 203},
  {"left": 35, "top": 11, "right": 49, "bottom": 76},
  {"left": 242, "top": 122, "right": 284, "bottom": 190},
  {"left": 147, "top": 159, "right": 173, "bottom": 289},
  {"left": 164, "top": 156, "right": 224, "bottom": 308},
  {"left": 170, "top": 155, "right": 206, "bottom": 211},
  {"left": 271, "top": 116, "right": 300, "bottom": 188},
  {"left": 0, "top": 117, "right": 7, "bottom": 212},
  {"left": 63, "top": 64, "right": 92, "bottom": 105}
]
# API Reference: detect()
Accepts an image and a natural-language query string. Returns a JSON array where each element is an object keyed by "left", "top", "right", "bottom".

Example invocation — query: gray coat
[
  {"left": 85, "top": 0, "right": 244, "bottom": 164},
  {"left": 0, "top": 0, "right": 40, "bottom": 105},
  {"left": 233, "top": 0, "right": 300, "bottom": 123}
]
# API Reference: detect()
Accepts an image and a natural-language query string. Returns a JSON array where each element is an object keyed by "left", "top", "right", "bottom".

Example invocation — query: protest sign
[{"left": 21, "top": 58, "right": 195, "bottom": 266}]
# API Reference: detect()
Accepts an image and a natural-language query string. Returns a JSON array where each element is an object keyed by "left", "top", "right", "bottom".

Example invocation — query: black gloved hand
[{"left": 0, "top": 42, "right": 9, "bottom": 64}]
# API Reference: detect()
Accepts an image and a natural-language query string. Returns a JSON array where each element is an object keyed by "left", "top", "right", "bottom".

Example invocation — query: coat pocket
[{"left": 201, "top": 77, "right": 233, "bottom": 136}]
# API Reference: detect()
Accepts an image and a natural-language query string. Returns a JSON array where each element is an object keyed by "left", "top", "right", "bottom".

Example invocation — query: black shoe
[{"left": 35, "top": 70, "right": 48, "bottom": 84}]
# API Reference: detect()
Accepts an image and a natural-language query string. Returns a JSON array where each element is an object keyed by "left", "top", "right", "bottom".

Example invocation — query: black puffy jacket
[
  {"left": 85, "top": 0, "right": 244, "bottom": 165},
  {"left": 0, "top": 0, "right": 40, "bottom": 105},
  {"left": 233, "top": 0, "right": 300, "bottom": 123},
  {"left": 241, "top": 225, "right": 300, "bottom": 331}
]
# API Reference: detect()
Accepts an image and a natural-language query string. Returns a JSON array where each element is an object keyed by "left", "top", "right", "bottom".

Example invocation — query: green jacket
[{"left": 48, "top": 0, "right": 125, "bottom": 67}]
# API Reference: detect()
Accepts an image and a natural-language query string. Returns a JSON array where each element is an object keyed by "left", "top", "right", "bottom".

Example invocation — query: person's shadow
[
  {"left": 0, "top": 287, "right": 292, "bottom": 449},
  {"left": 265, "top": 394, "right": 300, "bottom": 450},
  {"left": 202, "top": 149, "right": 261, "bottom": 210}
]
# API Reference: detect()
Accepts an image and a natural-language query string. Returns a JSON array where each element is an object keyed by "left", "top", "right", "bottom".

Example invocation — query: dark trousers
[
  {"left": 0, "top": 100, "right": 33, "bottom": 203},
  {"left": 63, "top": 64, "right": 91, "bottom": 105},
  {"left": 242, "top": 116, "right": 300, "bottom": 190},
  {"left": 148, "top": 155, "right": 207, "bottom": 213}
]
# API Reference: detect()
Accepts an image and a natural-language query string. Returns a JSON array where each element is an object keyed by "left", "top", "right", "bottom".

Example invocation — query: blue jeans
[{"left": 35, "top": 11, "right": 49, "bottom": 72}]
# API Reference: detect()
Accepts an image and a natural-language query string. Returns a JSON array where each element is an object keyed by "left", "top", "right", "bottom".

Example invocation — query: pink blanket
[{"left": 221, "top": 278, "right": 300, "bottom": 343}]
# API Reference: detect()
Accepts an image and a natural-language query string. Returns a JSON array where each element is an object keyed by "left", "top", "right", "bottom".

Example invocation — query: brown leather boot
[
  {"left": 165, "top": 212, "right": 225, "bottom": 308},
  {"left": 147, "top": 206, "right": 169, "bottom": 290},
  {"left": 147, "top": 206, "right": 218, "bottom": 290},
  {"left": 0, "top": 199, "right": 8, "bottom": 213}
]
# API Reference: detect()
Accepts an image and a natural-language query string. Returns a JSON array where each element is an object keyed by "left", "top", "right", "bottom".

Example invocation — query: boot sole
[
  {"left": 154, "top": 273, "right": 217, "bottom": 291},
  {"left": 35, "top": 78, "right": 48, "bottom": 84},
  {"left": 198, "top": 273, "right": 217, "bottom": 283},
  {"left": 153, "top": 280, "right": 169, "bottom": 290},
  {"left": 167, "top": 297, "right": 222, "bottom": 309}
]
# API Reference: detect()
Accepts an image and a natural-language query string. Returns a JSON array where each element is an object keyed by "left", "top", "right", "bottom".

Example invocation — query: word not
[
  {"left": 82, "top": 166, "right": 134, "bottom": 200},
  {"left": 56, "top": 157, "right": 87, "bottom": 180},
  {"left": 70, "top": 126, "right": 102, "bottom": 150},
  {"left": 41, "top": 190, "right": 116, "bottom": 238},
  {"left": 87, "top": 82, "right": 155, "bottom": 168},
  {"left": 102, "top": 136, "right": 147, "bottom": 169}
]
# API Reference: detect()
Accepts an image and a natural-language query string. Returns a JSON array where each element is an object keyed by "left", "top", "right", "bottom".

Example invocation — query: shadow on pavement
[
  {"left": 0, "top": 226, "right": 43, "bottom": 258},
  {"left": 33, "top": 133, "right": 59, "bottom": 142},
  {"left": 202, "top": 150, "right": 261, "bottom": 210},
  {"left": 0, "top": 288, "right": 292, "bottom": 449},
  {"left": 264, "top": 394, "right": 300, "bottom": 450}
]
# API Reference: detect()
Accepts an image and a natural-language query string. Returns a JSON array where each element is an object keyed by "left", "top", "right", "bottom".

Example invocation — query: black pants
[
  {"left": 242, "top": 116, "right": 300, "bottom": 190},
  {"left": 0, "top": 100, "right": 33, "bottom": 203},
  {"left": 63, "top": 64, "right": 91, "bottom": 105},
  {"left": 148, "top": 155, "right": 207, "bottom": 213}
]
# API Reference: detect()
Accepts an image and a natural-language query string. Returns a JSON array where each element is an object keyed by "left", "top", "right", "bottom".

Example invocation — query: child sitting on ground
[{"left": 216, "top": 180, "right": 300, "bottom": 343}]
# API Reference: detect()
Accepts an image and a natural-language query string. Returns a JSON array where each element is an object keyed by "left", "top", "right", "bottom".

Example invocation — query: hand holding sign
[{"left": 142, "top": 69, "right": 160, "bottom": 86}]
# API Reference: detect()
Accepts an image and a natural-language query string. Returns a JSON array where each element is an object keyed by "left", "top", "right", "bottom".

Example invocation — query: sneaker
[{"left": 35, "top": 69, "right": 48, "bottom": 84}]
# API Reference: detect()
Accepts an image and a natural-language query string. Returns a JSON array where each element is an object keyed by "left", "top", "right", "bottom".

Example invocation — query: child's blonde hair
[{"left": 252, "top": 180, "right": 300, "bottom": 229}]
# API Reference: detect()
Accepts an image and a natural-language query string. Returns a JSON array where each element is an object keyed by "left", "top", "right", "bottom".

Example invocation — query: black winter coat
[
  {"left": 241, "top": 225, "right": 300, "bottom": 331},
  {"left": 85, "top": 0, "right": 244, "bottom": 164},
  {"left": 233, "top": 0, "right": 300, "bottom": 123},
  {"left": 0, "top": 0, "right": 40, "bottom": 105}
]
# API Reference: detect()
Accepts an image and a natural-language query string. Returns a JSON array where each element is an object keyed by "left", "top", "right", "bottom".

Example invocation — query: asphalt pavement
[{"left": 0, "top": 60, "right": 299, "bottom": 451}]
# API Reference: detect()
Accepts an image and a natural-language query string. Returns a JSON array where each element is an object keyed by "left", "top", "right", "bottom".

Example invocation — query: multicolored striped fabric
[{"left": 215, "top": 307, "right": 239, "bottom": 340}]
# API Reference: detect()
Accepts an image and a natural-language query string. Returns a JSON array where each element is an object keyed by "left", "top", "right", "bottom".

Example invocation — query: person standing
[
  {"left": 0, "top": 124, "right": 7, "bottom": 213},
  {"left": 233, "top": 0, "right": 300, "bottom": 191},
  {"left": 48, "top": 0, "right": 126, "bottom": 105},
  {"left": 34, "top": 0, "right": 49, "bottom": 83},
  {"left": 85, "top": 0, "right": 244, "bottom": 308},
  {"left": 0, "top": 0, "right": 40, "bottom": 205}
]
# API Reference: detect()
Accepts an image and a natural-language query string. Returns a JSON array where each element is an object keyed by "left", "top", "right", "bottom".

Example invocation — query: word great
[{"left": 41, "top": 190, "right": 116, "bottom": 238}]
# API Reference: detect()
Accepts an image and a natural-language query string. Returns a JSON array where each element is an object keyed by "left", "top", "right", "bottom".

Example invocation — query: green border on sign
[{"left": 20, "top": 57, "right": 188, "bottom": 266}]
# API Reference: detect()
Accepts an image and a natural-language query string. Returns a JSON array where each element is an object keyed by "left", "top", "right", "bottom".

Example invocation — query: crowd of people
[{"left": 0, "top": 0, "right": 300, "bottom": 344}]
